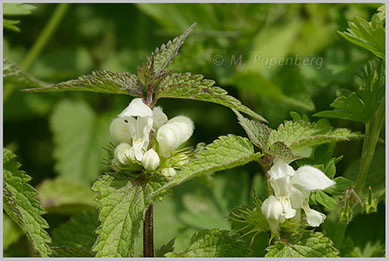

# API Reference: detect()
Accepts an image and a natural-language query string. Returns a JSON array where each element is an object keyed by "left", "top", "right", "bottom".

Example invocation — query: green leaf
[
  {"left": 265, "top": 232, "right": 339, "bottom": 257},
  {"left": 51, "top": 247, "right": 94, "bottom": 257},
  {"left": 37, "top": 178, "right": 97, "bottom": 214},
  {"left": 92, "top": 173, "right": 165, "bottom": 257},
  {"left": 268, "top": 119, "right": 359, "bottom": 150},
  {"left": 51, "top": 211, "right": 99, "bottom": 251},
  {"left": 314, "top": 61, "right": 384, "bottom": 123},
  {"left": 23, "top": 69, "right": 142, "bottom": 96},
  {"left": 150, "top": 135, "right": 261, "bottom": 201},
  {"left": 3, "top": 58, "right": 47, "bottom": 88},
  {"left": 338, "top": 13, "right": 385, "bottom": 60},
  {"left": 3, "top": 3, "right": 36, "bottom": 16},
  {"left": 3, "top": 19, "right": 20, "bottom": 32},
  {"left": 165, "top": 229, "right": 253, "bottom": 257},
  {"left": 156, "top": 238, "right": 175, "bottom": 257},
  {"left": 325, "top": 177, "right": 353, "bottom": 196},
  {"left": 309, "top": 191, "right": 337, "bottom": 209},
  {"left": 150, "top": 23, "right": 196, "bottom": 75},
  {"left": 49, "top": 100, "right": 111, "bottom": 185},
  {"left": 268, "top": 141, "right": 298, "bottom": 161},
  {"left": 235, "top": 110, "right": 270, "bottom": 149},
  {"left": 3, "top": 149, "right": 51, "bottom": 257},
  {"left": 156, "top": 72, "right": 266, "bottom": 122},
  {"left": 3, "top": 213, "right": 23, "bottom": 250}
]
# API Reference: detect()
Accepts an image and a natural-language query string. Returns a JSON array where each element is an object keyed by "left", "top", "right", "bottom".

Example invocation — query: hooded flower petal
[
  {"left": 157, "top": 116, "right": 194, "bottom": 157},
  {"left": 119, "top": 98, "right": 153, "bottom": 118},
  {"left": 153, "top": 107, "right": 168, "bottom": 130},
  {"left": 291, "top": 165, "right": 336, "bottom": 191},
  {"left": 261, "top": 195, "right": 283, "bottom": 221},
  {"left": 268, "top": 160, "right": 295, "bottom": 180},
  {"left": 109, "top": 117, "right": 136, "bottom": 143},
  {"left": 141, "top": 149, "right": 160, "bottom": 171},
  {"left": 114, "top": 143, "right": 132, "bottom": 165},
  {"left": 303, "top": 206, "right": 326, "bottom": 227}
]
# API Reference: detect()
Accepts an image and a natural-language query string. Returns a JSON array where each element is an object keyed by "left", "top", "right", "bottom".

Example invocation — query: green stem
[
  {"left": 333, "top": 98, "right": 385, "bottom": 249},
  {"left": 22, "top": 3, "right": 70, "bottom": 70},
  {"left": 143, "top": 205, "right": 154, "bottom": 257},
  {"left": 3, "top": 3, "right": 70, "bottom": 102},
  {"left": 354, "top": 99, "right": 385, "bottom": 194}
]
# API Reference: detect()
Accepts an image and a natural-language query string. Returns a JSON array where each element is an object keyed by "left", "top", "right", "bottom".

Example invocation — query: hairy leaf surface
[
  {"left": 266, "top": 232, "right": 339, "bottom": 257},
  {"left": 156, "top": 73, "right": 266, "bottom": 121},
  {"left": 3, "top": 149, "right": 51, "bottom": 257},
  {"left": 165, "top": 229, "right": 253, "bottom": 257},
  {"left": 150, "top": 135, "right": 261, "bottom": 200}
]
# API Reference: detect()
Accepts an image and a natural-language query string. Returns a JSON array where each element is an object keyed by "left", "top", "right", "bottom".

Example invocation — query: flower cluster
[
  {"left": 261, "top": 160, "right": 335, "bottom": 234},
  {"left": 109, "top": 98, "right": 194, "bottom": 177}
]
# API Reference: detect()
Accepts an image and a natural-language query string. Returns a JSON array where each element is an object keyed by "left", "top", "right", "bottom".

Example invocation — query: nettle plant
[{"left": 4, "top": 6, "right": 385, "bottom": 257}]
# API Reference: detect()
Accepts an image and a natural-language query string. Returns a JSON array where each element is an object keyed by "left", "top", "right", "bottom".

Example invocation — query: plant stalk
[
  {"left": 333, "top": 98, "right": 385, "bottom": 249},
  {"left": 143, "top": 205, "right": 154, "bottom": 257}
]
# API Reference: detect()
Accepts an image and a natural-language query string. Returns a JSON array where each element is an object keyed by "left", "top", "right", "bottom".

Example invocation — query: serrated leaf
[
  {"left": 51, "top": 247, "right": 94, "bottom": 257},
  {"left": 309, "top": 191, "right": 337, "bottom": 209},
  {"left": 150, "top": 135, "right": 261, "bottom": 201},
  {"left": 268, "top": 141, "right": 298, "bottom": 161},
  {"left": 51, "top": 211, "right": 99, "bottom": 251},
  {"left": 37, "top": 178, "right": 97, "bottom": 214},
  {"left": 339, "top": 13, "right": 385, "bottom": 60},
  {"left": 156, "top": 238, "right": 175, "bottom": 257},
  {"left": 165, "top": 229, "right": 253, "bottom": 257},
  {"left": 92, "top": 173, "right": 165, "bottom": 257},
  {"left": 3, "top": 3, "right": 36, "bottom": 16},
  {"left": 23, "top": 69, "right": 142, "bottom": 96},
  {"left": 149, "top": 23, "right": 195, "bottom": 75},
  {"left": 268, "top": 119, "right": 359, "bottom": 150},
  {"left": 315, "top": 60, "right": 385, "bottom": 123},
  {"left": 3, "top": 58, "right": 47, "bottom": 87},
  {"left": 50, "top": 100, "right": 111, "bottom": 185},
  {"left": 3, "top": 149, "right": 51, "bottom": 257},
  {"left": 265, "top": 232, "right": 339, "bottom": 257},
  {"left": 235, "top": 110, "right": 270, "bottom": 149},
  {"left": 156, "top": 72, "right": 266, "bottom": 121}
]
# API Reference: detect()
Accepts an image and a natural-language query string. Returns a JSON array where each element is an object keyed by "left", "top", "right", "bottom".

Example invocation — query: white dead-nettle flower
[
  {"left": 161, "top": 167, "right": 176, "bottom": 177},
  {"left": 156, "top": 116, "right": 194, "bottom": 157},
  {"left": 261, "top": 195, "right": 284, "bottom": 234},
  {"left": 261, "top": 160, "right": 335, "bottom": 232},
  {"left": 141, "top": 149, "right": 160, "bottom": 171},
  {"left": 152, "top": 107, "right": 168, "bottom": 130},
  {"left": 114, "top": 143, "right": 132, "bottom": 165},
  {"left": 109, "top": 98, "right": 154, "bottom": 161},
  {"left": 109, "top": 117, "right": 136, "bottom": 144}
]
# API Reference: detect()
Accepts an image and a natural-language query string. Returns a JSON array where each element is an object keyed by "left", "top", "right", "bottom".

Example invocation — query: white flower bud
[
  {"left": 153, "top": 107, "right": 168, "bottom": 130},
  {"left": 161, "top": 167, "right": 176, "bottom": 177},
  {"left": 141, "top": 149, "right": 160, "bottom": 171},
  {"left": 157, "top": 116, "right": 194, "bottom": 157},
  {"left": 261, "top": 195, "right": 283, "bottom": 221},
  {"left": 109, "top": 117, "right": 136, "bottom": 143},
  {"left": 114, "top": 143, "right": 132, "bottom": 165}
]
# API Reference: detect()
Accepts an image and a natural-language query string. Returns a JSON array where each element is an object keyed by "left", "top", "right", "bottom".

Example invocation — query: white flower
[
  {"left": 263, "top": 160, "right": 335, "bottom": 230},
  {"left": 112, "top": 98, "right": 154, "bottom": 161},
  {"left": 114, "top": 143, "right": 132, "bottom": 165},
  {"left": 109, "top": 117, "right": 136, "bottom": 143},
  {"left": 161, "top": 167, "right": 176, "bottom": 177},
  {"left": 261, "top": 195, "right": 284, "bottom": 234},
  {"left": 156, "top": 116, "right": 194, "bottom": 157},
  {"left": 152, "top": 107, "right": 168, "bottom": 130},
  {"left": 141, "top": 149, "right": 160, "bottom": 171}
]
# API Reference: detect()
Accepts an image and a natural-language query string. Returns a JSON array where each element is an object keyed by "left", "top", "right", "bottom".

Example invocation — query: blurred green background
[{"left": 3, "top": 3, "right": 385, "bottom": 257}]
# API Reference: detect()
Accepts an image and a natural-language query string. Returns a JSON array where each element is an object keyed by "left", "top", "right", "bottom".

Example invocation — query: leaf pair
[{"left": 22, "top": 23, "right": 265, "bottom": 121}]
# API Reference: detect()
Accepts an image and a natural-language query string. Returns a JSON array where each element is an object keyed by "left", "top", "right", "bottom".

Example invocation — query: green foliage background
[{"left": 3, "top": 3, "right": 385, "bottom": 257}]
